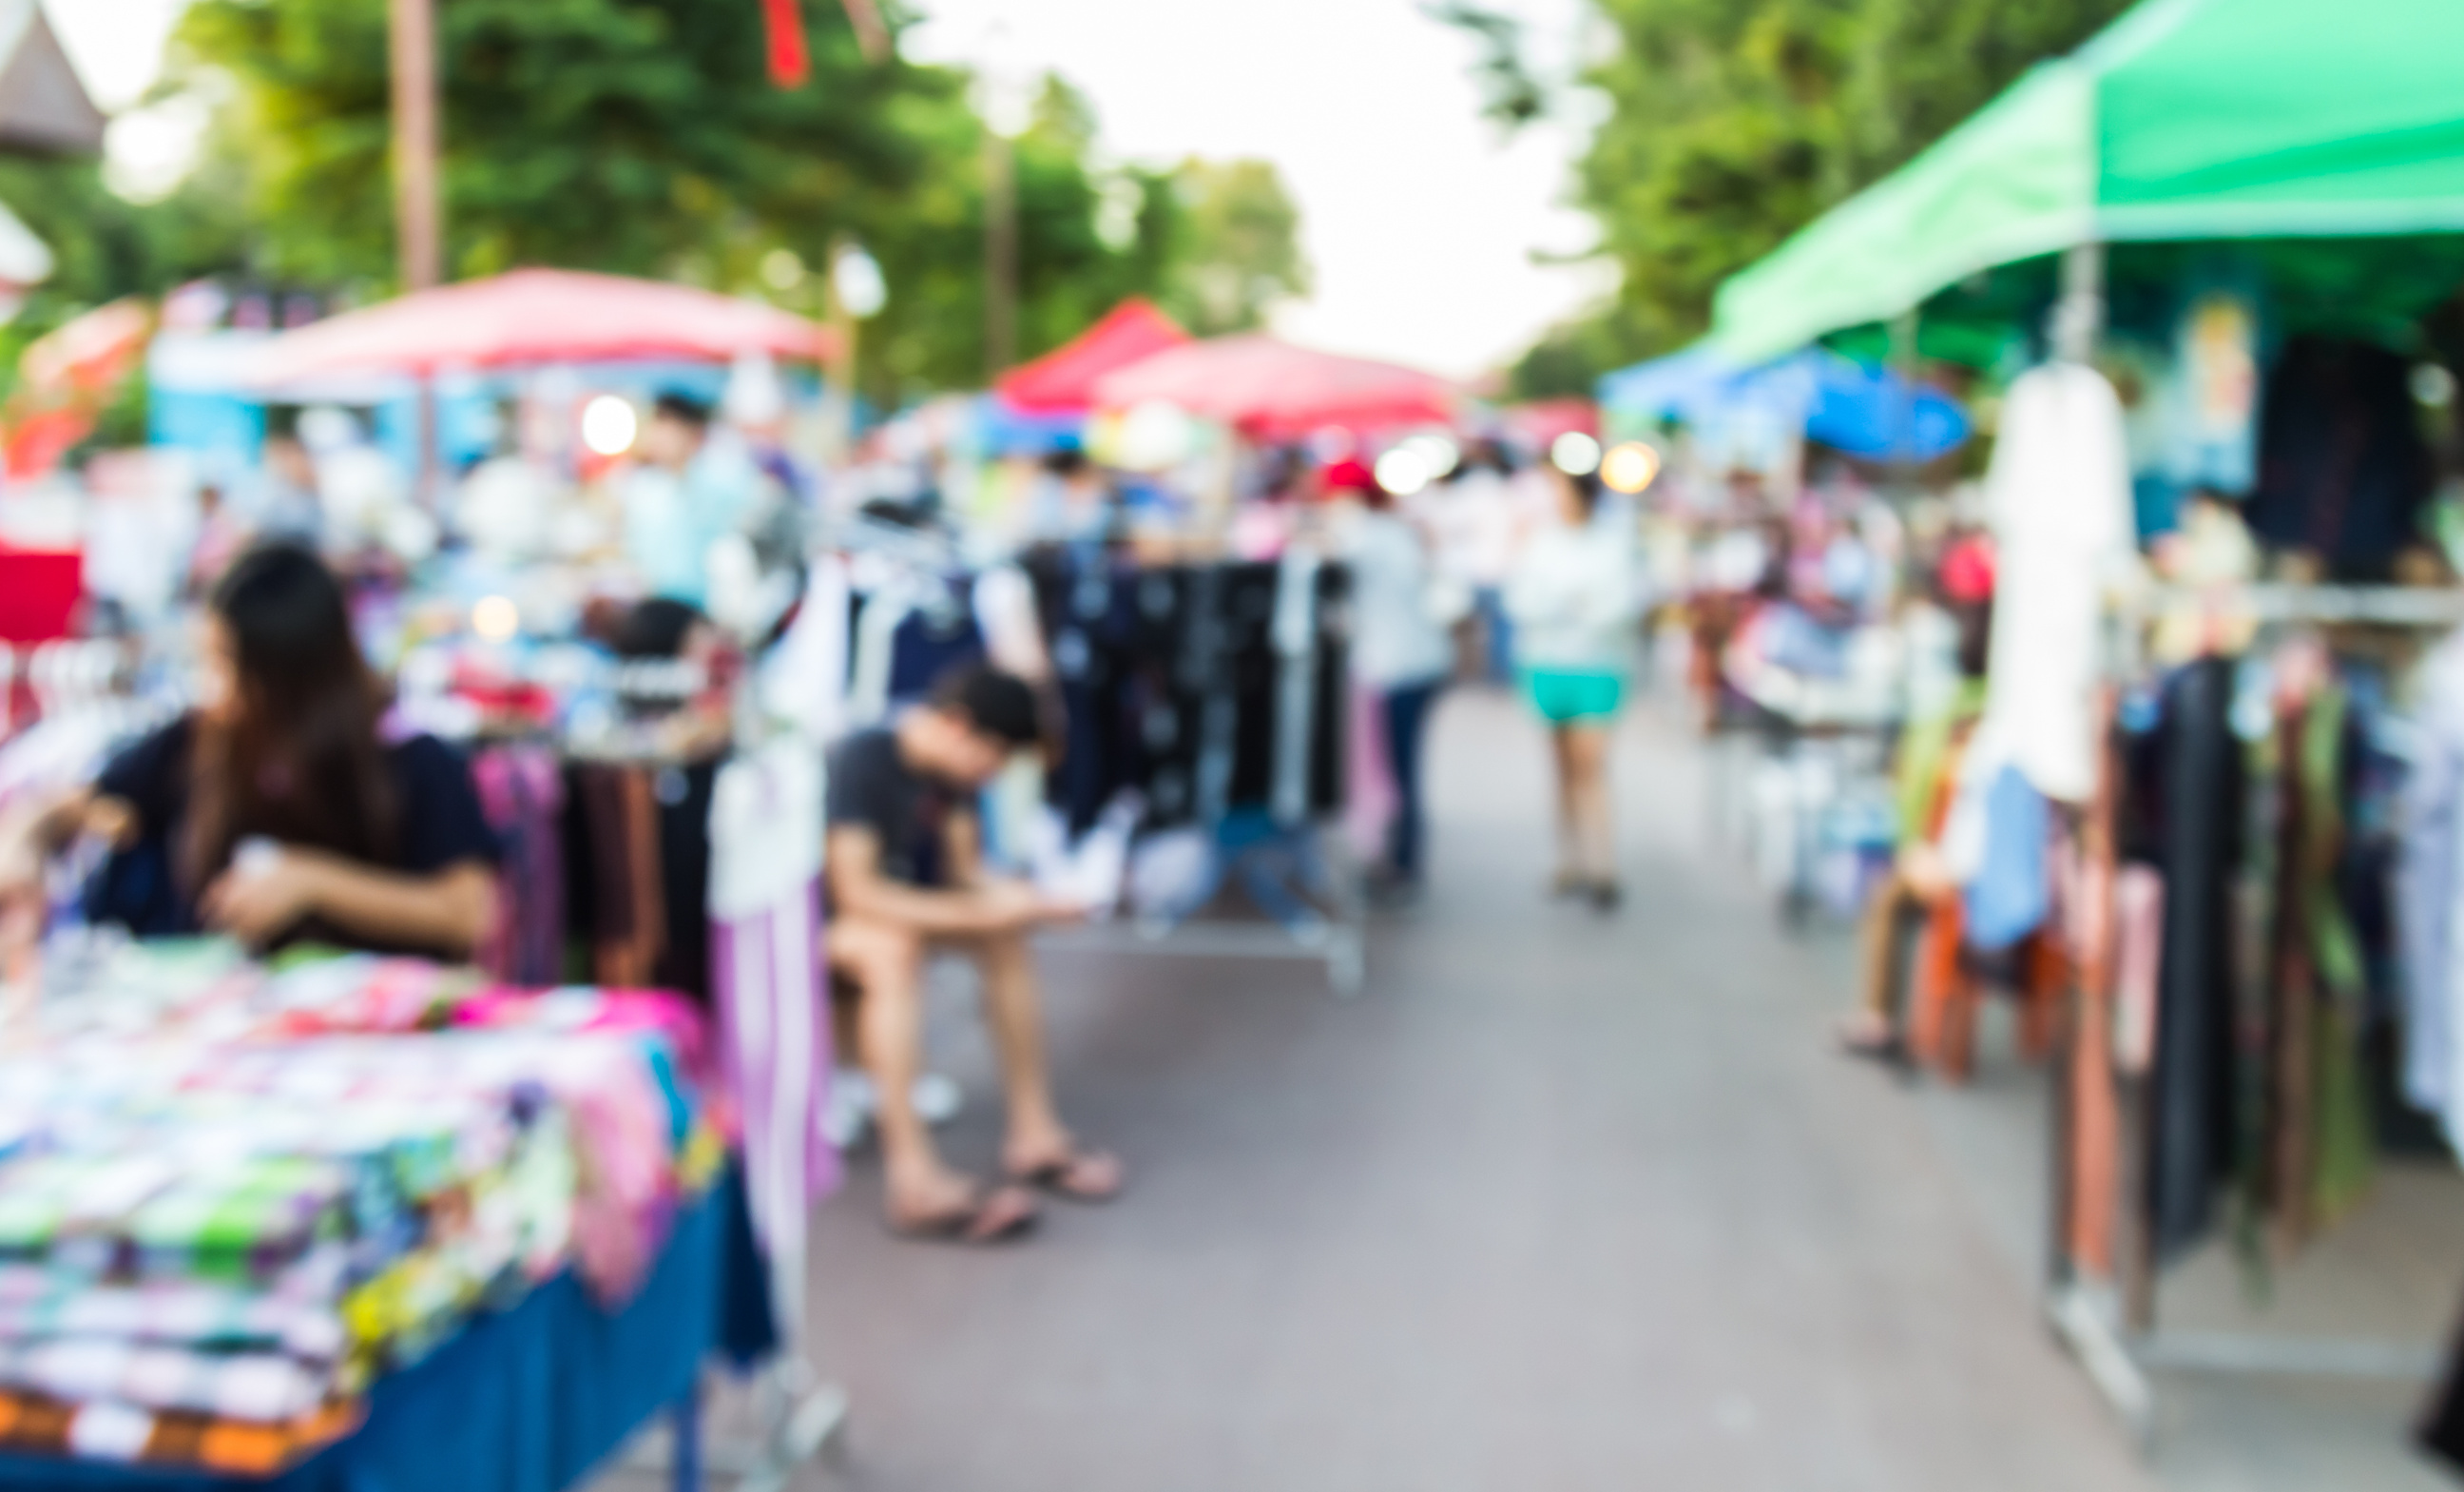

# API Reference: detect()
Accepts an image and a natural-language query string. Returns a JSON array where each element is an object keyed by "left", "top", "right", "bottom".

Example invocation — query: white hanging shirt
[{"left": 1979, "top": 362, "right": 2138, "bottom": 804}]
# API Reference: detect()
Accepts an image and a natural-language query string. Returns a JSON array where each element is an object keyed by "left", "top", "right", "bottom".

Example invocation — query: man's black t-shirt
[
  {"left": 86, "top": 715, "right": 500, "bottom": 952},
  {"left": 824, "top": 727, "right": 960, "bottom": 888}
]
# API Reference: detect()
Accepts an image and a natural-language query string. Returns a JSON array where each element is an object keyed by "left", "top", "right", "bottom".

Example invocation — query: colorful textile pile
[{"left": 0, "top": 944, "right": 722, "bottom": 1477}]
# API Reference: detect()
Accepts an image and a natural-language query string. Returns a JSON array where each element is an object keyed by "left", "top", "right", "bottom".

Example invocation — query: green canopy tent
[{"left": 1710, "top": 0, "right": 2464, "bottom": 364}]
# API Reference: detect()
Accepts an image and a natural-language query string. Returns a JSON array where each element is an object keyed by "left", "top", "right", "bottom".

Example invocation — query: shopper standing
[
  {"left": 1505, "top": 463, "right": 1643, "bottom": 911},
  {"left": 1412, "top": 439, "right": 1523, "bottom": 682},
  {"left": 1326, "top": 458, "right": 1453, "bottom": 900},
  {"left": 621, "top": 393, "right": 762, "bottom": 607}
]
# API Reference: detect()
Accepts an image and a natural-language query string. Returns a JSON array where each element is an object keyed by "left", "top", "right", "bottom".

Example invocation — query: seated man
[{"left": 825, "top": 666, "right": 1122, "bottom": 1244}]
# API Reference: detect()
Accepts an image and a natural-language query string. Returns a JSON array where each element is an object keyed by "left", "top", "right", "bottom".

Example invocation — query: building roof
[{"left": 0, "top": 0, "right": 105, "bottom": 156}]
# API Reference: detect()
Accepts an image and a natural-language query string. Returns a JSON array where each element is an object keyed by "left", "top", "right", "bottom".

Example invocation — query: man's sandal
[
  {"left": 889, "top": 1183, "right": 1040, "bottom": 1245},
  {"left": 1009, "top": 1148, "right": 1125, "bottom": 1204}
]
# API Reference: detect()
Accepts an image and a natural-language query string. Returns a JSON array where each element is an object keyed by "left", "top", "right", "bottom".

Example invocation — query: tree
[
  {"left": 158, "top": 0, "right": 1184, "bottom": 400},
  {"left": 1153, "top": 158, "right": 1311, "bottom": 338},
  {"left": 1452, "top": 0, "right": 2135, "bottom": 394}
]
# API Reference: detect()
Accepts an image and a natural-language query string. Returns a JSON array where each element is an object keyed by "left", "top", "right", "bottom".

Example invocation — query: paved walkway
[{"left": 742, "top": 688, "right": 2156, "bottom": 1491}]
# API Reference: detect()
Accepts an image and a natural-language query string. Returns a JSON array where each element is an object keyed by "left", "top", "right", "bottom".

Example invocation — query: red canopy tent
[
  {"left": 1089, "top": 335, "right": 1456, "bottom": 437},
  {"left": 993, "top": 299, "right": 1187, "bottom": 415},
  {"left": 252, "top": 268, "right": 836, "bottom": 385}
]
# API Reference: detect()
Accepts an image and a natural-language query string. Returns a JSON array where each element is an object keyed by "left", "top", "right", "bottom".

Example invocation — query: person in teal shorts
[{"left": 1504, "top": 462, "right": 1643, "bottom": 910}]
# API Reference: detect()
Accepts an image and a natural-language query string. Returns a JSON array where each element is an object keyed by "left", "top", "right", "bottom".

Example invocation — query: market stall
[
  {"left": 1704, "top": 0, "right": 2464, "bottom": 1453},
  {"left": 0, "top": 951, "right": 774, "bottom": 1490}
]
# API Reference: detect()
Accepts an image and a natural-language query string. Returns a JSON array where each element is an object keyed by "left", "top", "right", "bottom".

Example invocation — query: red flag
[{"left": 761, "top": 0, "right": 810, "bottom": 87}]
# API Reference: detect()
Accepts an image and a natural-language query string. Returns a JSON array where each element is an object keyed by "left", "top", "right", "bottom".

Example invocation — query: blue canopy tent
[{"left": 1597, "top": 346, "right": 1970, "bottom": 462}]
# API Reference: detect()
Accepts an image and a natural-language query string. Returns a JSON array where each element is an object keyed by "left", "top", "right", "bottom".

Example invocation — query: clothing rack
[{"left": 2047, "top": 581, "right": 2464, "bottom": 1445}]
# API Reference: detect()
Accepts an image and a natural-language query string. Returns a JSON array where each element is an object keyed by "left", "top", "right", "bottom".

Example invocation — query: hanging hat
[{"left": 1319, "top": 456, "right": 1377, "bottom": 498}]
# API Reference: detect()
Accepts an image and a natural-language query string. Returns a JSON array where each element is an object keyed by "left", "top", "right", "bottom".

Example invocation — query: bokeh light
[
  {"left": 472, "top": 594, "right": 520, "bottom": 642},
  {"left": 1600, "top": 441, "right": 1663, "bottom": 494},
  {"left": 1550, "top": 431, "right": 1602, "bottom": 476},
  {"left": 1375, "top": 448, "right": 1433, "bottom": 497},
  {"left": 580, "top": 395, "right": 638, "bottom": 456},
  {"left": 1404, "top": 433, "right": 1460, "bottom": 480}
]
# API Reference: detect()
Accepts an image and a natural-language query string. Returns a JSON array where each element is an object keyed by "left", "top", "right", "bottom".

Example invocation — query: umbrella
[
  {"left": 1599, "top": 346, "right": 1969, "bottom": 462},
  {"left": 995, "top": 299, "right": 1187, "bottom": 414},
  {"left": 252, "top": 268, "right": 836, "bottom": 386},
  {"left": 1713, "top": 0, "right": 2464, "bottom": 362},
  {"left": 1090, "top": 335, "right": 1456, "bottom": 437}
]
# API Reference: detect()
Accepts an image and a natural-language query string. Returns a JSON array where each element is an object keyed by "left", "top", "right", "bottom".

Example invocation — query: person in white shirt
[
  {"left": 1504, "top": 464, "right": 1644, "bottom": 911},
  {"left": 1327, "top": 458, "right": 1454, "bottom": 896},
  {"left": 1410, "top": 441, "right": 1524, "bottom": 681}
]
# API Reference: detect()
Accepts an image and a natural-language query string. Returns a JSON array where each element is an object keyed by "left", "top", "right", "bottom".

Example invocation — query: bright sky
[{"left": 50, "top": 0, "right": 1612, "bottom": 379}]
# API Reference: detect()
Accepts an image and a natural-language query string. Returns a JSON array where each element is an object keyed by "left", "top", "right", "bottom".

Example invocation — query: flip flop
[
  {"left": 1009, "top": 1147, "right": 1125, "bottom": 1204},
  {"left": 889, "top": 1183, "right": 1040, "bottom": 1245}
]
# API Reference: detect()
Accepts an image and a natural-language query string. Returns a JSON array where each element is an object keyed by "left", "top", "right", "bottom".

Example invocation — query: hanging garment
[
  {"left": 972, "top": 562, "right": 1050, "bottom": 682},
  {"left": 760, "top": 553, "right": 852, "bottom": 745},
  {"left": 2113, "top": 865, "right": 2167, "bottom": 1075},
  {"left": 2399, "top": 629, "right": 2464, "bottom": 1150},
  {"left": 1343, "top": 678, "right": 1398, "bottom": 864},
  {"left": 1964, "top": 763, "right": 2051, "bottom": 953},
  {"left": 2290, "top": 685, "right": 2374, "bottom": 1235},
  {"left": 472, "top": 743, "right": 566, "bottom": 988},
  {"left": 2248, "top": 337, "right": 2434, "bottom": 579},
  {"left": 1221, "top": 561, "right": 1282, "bottom": 812},
  {"left": 886, "top": 579, "right": 987, "bottom": 704},
  {"left": 2146, "top": 657, "right": 2243, "bottom": 1260},
  {"left": 652, "top": 760, "right": 721, "bottom": 1003},
  {"left": 1270, "top": 551, "right": 1322, "bottom": 825},
  {"left": 1034, "top": 551, "right": 1137, "bottom": 839},
  {"left": 1309, "top": 563, "right": 1351, "bottom": 819},
  {"left": 708, "top": 740, "right": 838, "bottom": 1288},
  {"left": 1980, "top": 361, "right": 2139, "bottom": 804},
  {"left": 573, "top": 764, "right": 667, "bottom": 989}
]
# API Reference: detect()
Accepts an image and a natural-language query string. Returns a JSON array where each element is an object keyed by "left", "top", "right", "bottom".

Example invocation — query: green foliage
[
  {"left": 159, "top": 0, "right": 1304, "bottom": 400},
  {"left": 1423, "top": 1, "right": 1548, "bottom": 127},
  {"left": 1506, "top": 0, "right": 2134, "bottom": 397},
  {"left": 0, "top": 154, "right": 246, "bottom": 403},
  {"left": 1153, "top": 158, "right": 1310, "bottom": 338}
]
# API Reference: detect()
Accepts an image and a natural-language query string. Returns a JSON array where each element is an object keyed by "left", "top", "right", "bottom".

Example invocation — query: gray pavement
[{"left": 739, "top": 688, "right": 2164, "bottom": 1491}]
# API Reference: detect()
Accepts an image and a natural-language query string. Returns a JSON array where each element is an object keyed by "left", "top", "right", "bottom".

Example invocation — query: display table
[{"left": 0, "top": 1168, "right": 774, "bottom": 1492}]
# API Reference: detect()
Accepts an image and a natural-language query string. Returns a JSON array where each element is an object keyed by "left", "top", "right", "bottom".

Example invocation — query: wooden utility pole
[
  {"left": 983, "top": 126, "right": 1016, "bottom": 379},
  {"left": 390, "top": 0, "right": 443, "bottom": 292}
]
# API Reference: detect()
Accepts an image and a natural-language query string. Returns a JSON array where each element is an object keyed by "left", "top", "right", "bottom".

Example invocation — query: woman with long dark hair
[{"left": 0, "top": 544, "right": 498, "bottom": 962}]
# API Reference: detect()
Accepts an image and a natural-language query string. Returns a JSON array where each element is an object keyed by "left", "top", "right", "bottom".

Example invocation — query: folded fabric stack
[{"left": 0, "top": 945, "right": 720, "bottom": 1477}]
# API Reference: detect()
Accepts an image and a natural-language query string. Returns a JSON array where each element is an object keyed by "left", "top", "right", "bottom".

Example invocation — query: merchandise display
[{"left": 0, "top": 945, "right": 722, "bottom": 1477}]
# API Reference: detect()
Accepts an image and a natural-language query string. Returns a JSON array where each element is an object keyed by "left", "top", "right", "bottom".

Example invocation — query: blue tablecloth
[{"left": 0, "top": 1169, "right": 777, "bottom": 1492}]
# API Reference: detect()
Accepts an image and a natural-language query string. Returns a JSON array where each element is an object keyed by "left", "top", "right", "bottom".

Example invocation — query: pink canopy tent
[
  {"left": 994, "top": 298, "right": 1187, "bottom": 414},
  {"left": 1089, "top": 334, "right": 1456, "bottom": 437},
  {"left": 251, "top": 267, "right": 837, "bottom": 385}
]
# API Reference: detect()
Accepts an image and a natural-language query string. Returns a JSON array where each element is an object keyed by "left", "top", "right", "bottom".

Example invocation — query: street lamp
[{"left": 822, "top": 241, "right": 885, "bottom": 463}]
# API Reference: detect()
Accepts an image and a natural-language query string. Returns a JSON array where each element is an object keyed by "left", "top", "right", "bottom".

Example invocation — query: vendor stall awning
[
  {"left": 995, "top": 298, "right": 1187, "bottom": 415},
  {"left": 1599, "top": 346, "right": 1970, "bottom": 462},
  {"left": 1090, "top": 334, "right": 1455, "bottom": 437},
  {"left": 252, "top": 268, "right": 837, "bottom": 384},
  {"left": 1710, "top": 0, "right": 2464, "bottom": 364}
]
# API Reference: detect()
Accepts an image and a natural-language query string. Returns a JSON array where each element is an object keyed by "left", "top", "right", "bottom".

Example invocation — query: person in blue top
[
  {"left": 622, "top": 393, "right": 762, "bottom": 606},
  {"left": 0, "top": 544, "right": 500, "bottom": 965}
]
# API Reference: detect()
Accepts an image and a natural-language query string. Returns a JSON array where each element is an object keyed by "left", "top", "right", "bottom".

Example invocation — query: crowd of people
[{"left": 0, "top": 372, "right": 1682, "bottom": 1256}]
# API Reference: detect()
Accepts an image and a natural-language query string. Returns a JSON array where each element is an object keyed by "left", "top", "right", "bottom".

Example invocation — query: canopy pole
[
  {"left": 2054, "top": 242, "right": 2105, "bottom": 365},
  {"left": 1889, "top": 308, "right": 1920, "bottom": 502},
  {"left": 823, "top": 236, "right": 859, "bottom": 468},
  {"left": 388, "top": 0, "right": 442, "bottom": 293}
]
